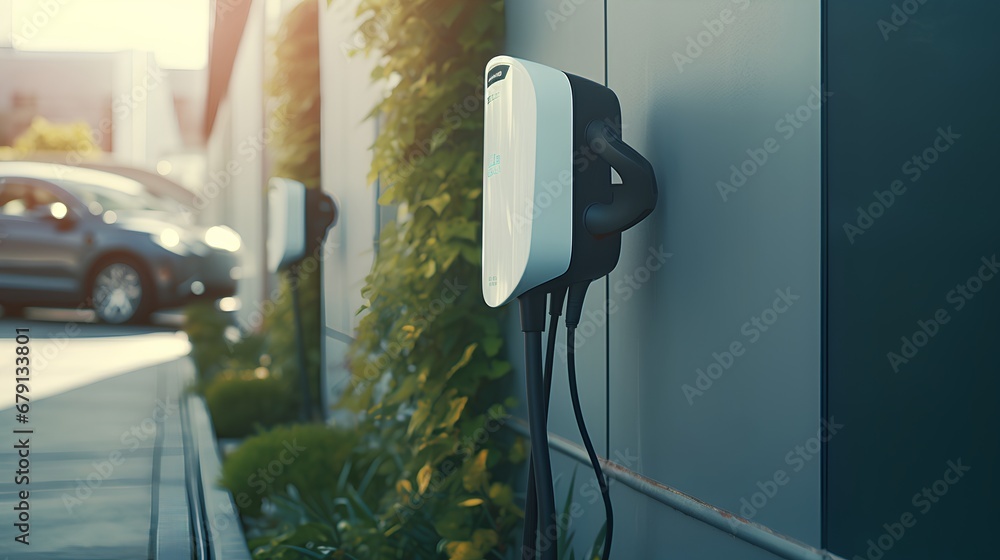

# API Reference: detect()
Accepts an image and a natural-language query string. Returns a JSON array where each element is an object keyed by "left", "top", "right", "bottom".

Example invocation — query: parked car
[{"left": 0, "top": 161, "right": 241, "bottom": 324}]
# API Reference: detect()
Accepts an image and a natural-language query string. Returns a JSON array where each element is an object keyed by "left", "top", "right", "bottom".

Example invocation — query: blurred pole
[{"left": 289, "top": 265, "right": 312, "bottom": 422}]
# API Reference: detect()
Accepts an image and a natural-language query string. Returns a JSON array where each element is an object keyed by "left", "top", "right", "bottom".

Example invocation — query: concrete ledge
[{"left": 186, "top": 395, "right": 252, "bottom": 560}]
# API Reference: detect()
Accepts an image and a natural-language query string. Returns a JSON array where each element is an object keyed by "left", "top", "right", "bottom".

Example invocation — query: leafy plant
[
  {"left": 251, "top": 512, "right": 346, "bottom": 560},
  {"left": 553, "top": 469, "right": 609, "bottom": 560},
  {"left": 246, "top": 455, "right": 442, "bottom": 560}
]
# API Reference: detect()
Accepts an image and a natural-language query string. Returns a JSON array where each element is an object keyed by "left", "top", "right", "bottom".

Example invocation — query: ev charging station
[
  {"left": 267, "top": 177, "right": 338, "bottom": 421},
  {"left": 482, "top": 55, "right": 658, "bottom": 560}
]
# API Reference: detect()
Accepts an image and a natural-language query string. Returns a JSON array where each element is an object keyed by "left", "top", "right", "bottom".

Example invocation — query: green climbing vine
[{"left": 335, "top": 0, "right": 522, "bottom": 557}]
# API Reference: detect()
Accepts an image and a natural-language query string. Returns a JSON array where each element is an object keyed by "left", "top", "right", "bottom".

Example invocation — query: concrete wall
[
  {"left": 204, "top": 0, "right": 268, "bottom": 326},
  {"left": 505, "top": 1, "right": 823, "bottom": 557}
]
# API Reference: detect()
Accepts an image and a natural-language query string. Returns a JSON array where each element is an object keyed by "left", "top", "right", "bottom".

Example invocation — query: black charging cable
[
  {"left": 519, "top": 283, "right": 613, "bottom": 559},
  {"left": 522, "top": 288, "right": 567, "bottom": 560},
  {"left": 518, "top": 291, "right": 558, "bottom": 560},
  {"left": 565, "top": 281, "right": 614, "bottom": 559}
]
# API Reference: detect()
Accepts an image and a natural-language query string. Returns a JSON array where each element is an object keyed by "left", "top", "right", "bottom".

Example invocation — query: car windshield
[{"left": 59, "top": 179, "right": 179, "bottom": 215}]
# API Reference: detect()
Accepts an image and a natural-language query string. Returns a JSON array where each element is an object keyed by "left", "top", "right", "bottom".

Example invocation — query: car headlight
[
  {"left": 205, "top": 226, "right": 241, "bottom": 252},
  {"left": 153, "top": 228, "right": 186, "bottom": 253}
]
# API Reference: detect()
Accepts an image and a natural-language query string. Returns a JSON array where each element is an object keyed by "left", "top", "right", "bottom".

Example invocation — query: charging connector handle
[{"left": 583, "top": 121, "right": 658, "bottom": 237}]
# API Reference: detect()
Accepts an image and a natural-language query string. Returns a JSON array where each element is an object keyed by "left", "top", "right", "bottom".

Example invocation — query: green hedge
[{"left": 205, "top": 374, "right": 298, "bottom": 439}]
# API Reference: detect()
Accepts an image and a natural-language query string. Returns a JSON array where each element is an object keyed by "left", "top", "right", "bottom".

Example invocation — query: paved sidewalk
[{"left": 1, "top": 358, "right": 194, "bottom": 559}]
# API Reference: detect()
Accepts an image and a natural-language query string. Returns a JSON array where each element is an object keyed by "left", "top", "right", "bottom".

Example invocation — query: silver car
[{"left": 0, "top": 162, "right": 241, "bottom": 324}]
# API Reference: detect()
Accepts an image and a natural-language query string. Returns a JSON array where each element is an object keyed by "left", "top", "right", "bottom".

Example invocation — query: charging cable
[
  {"left": 522, "top": 288, "right": 567, "bottom": 560},
  {"left": 565, "top": 281, "right": 614, "bottom": 559},
  {"left": 520, "top": 282, "right": 613, "bottom": 559},
  {"left": 519, "top": 291, "right": 558, "bottom": 560}
]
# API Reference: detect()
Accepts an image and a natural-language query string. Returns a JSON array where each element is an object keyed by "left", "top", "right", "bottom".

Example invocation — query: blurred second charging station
[{"left": 267, "top": 177, "right": 338, "bottom": 420}]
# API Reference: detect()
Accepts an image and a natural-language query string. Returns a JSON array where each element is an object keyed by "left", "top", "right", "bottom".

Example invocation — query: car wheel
[{"left": 90, "top": 259, "right": 152, "bottom": 325}]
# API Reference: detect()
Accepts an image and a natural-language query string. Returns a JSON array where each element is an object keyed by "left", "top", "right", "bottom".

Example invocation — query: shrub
[
  {"left": 0, "top": 116, "right": 101, "bottom": 159},
  {"left": 205, "top": 374, "right": 298, "bottom": 439},
  {"left": 183, "top": 302, "right": 234, "bottom": 381},
  {"left": 220, "top": 424, "right": 365, "bottom": 517}
]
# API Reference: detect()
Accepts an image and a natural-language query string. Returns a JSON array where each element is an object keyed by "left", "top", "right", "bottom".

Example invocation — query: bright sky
[{"left": 3, "top": 0, "right": 210, "bottom": 69}]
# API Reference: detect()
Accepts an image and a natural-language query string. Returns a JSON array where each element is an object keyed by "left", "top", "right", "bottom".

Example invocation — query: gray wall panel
[
  {"left": 606, "top": 0, "right": 822, "bottom": 545},
  {"left": 504, "top": 0, "right": 605, "bottom": 83}
]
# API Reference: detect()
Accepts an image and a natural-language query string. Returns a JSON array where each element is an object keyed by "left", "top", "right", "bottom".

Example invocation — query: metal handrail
[{"left": 510, "top": 419, "right": 846, "bottom": 560}]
